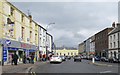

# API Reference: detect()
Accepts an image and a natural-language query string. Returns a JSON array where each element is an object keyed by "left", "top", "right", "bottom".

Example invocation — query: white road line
[{"left": 100, "top": 71, "right": 112, "bottom": 73}]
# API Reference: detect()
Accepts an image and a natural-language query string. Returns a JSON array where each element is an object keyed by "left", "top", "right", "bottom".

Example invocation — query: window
[
  {"left": 68, "top": 52, "right": 69, "bottom": 55},
  {"left": 30, "top": 31, "right": 32, "bottom": 39},
  {"left": 21, "top": 27, "right": 25, "bottom": 39},
  {"left": 114, "top": 42, "right": 116, "bottom": 48},
  {"left": 11, "top": 7, "right": 14, "bottom": 16},
  {"left": 110, "top": 36, "right": 112, "bottom": 41},
  {"left": 21, "top": 15, "right": 24, "bottom": 22},
  {"left": 110, "top": 43, "right": 112, "bottom": 48},
  {"left": 114, "top": 35, "right": 115, "bottom": 39},
  {"left": 35, "top": 34, "right": 37, "bottom": 43}
]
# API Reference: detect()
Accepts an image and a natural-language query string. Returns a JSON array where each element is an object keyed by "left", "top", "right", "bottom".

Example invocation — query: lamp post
[{"left": 46, "top": 22, "right": 55, "bottom": 60}]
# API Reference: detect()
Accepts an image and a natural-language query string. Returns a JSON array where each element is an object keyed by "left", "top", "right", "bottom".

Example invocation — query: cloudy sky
[{"left": 9, "top": 0, "right": 118, "bottom": 47}]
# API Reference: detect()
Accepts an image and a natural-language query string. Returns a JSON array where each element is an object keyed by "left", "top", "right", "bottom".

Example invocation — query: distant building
[
  {"left": 78, "top": 42, "right": 84, "bottom": 54},
  {"left": 95, "top": 28, "right": 113, "bottom": 58},
  {"left": 108, "top": 23, "right": 120, "bottom": 59},
  {"left": 85, "top": 38, "right": 90, "bottom": 58},
  {"left": 54, "top": 48, "right": 78, "bottom": 56},
  {"left": 90, "top": 35, "right": 95, "bottom": 56},
  {"left": 46, "top": 33, "right": 53, "bottom": 53}
]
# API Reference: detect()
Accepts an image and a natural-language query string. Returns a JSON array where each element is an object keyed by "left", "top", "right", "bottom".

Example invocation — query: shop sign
[
  {"left": 21, "top": 43, "right": 31, "bottom": 49},
  {"left": 5, "top": 40, "right": 11, "bottom": 46},
  {"left": 3, "top": 47, "right": 7, "bottom": 62},
  {"left": 8, "top": 47, "right": 18, "bottom": 51},
  {"left": 29, "top": 49, "right": 35, "bottom": 52}
]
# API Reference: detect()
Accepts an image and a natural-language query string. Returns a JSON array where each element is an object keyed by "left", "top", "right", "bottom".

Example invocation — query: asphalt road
[{"left": 31, "top": 59, "right": 118, "bottom": 73}]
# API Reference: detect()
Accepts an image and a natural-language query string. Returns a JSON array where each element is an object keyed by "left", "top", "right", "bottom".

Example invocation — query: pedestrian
[
  {"left": 27, "top": 55, "right": 30, "bottom": 63},
  {"left": 13, "top": 52, "right": 18, "bottom": 65},
  {"left": 30, "top": 53, "right": 34, "bottom": 64},
  {"left": 23, "top": 54, "right": 26, "bottom": 64},
  {"left": 11, "top": 54, "right": 14, "bottom": 65}
]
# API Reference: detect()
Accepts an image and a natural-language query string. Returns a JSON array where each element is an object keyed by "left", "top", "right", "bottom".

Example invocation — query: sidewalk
[
  {"left": 88, "top": 60, "right": 118, "bottom": 67},
  {"left": 2, "top": 61, "right": 48, "bottom": 73}
]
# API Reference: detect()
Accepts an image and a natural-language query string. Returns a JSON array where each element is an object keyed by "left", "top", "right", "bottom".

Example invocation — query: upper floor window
[
  {"left": 114, "top": 35, "right": 115, "bottom": 39},
  {"left": 35, "top": 34, "right": 37, "bottom": 42},
  {"left": 110, "top": 43, "right": 112, "bottom": 48},
  {"left": 30, "top": 31, "right": 32, "bottom": 39},
  {"left": 110, "top": 36, "right": 112, "bottom": 41},
  {"left": 10, "top": 7, "right": 14, "bottom": 16},
  {"left": 114, "top": 42, "right": 116, "bottom": 48},
  {"left": 21, "top": 27, "right": 25, "bottom": 39},
  {"left": 21, "top": 15, "right": 24, "bottom": 22}
]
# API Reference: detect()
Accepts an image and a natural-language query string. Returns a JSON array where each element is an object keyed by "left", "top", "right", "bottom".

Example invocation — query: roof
[{"left": 108, "top": 24, "right": 120, "bottom": 35}]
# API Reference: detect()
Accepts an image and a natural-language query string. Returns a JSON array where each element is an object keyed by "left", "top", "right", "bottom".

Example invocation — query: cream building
[
  {"left": 0, "top": 0, "right": 40, "bottom": 64},
  {"left": 54, "top": 48, "right": 78, "bottom": 57}
]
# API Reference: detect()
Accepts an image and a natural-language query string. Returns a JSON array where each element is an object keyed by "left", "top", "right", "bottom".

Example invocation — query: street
[{"left": 31, "top": 59, "right": 119, "bottom": 73}]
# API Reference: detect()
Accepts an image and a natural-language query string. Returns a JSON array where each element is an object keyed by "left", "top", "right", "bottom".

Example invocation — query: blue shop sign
[
  {"left": 3, "top": 47, "right": 8, "bottom": 62},
  {"left": 29, "top": 49, "right": 36, "bottom": 52},
  {"left": 8, "top": 47, "right": 18, "bottom": 51},
  {"left": 5, "top": 40, "right": 11, "bottom": 46}
]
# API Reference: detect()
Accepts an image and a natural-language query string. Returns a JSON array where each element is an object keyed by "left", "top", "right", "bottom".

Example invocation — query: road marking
[
  {"left": 30, "top": 72, "right": 36, "bottom": 75},
  {"left": 100, "top": 71, "right": 112, "bottom": 73}
]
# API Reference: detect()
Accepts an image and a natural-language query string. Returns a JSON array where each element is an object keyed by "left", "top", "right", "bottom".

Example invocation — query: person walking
[
  {"left": 11, "top": 54, "right": 14, "bottom": 65},
  {"left": 30, "top": 53, "right": 34, "bottom": 64},
  {"left": 13, "top": 52, "right": 18, "bottom": 65},
  {"left": 23, "top": 54, "right": 26, "bottom": 64}
]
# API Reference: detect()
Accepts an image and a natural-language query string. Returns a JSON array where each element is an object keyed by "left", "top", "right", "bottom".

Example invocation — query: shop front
[{"left": 0, "top": 38, "right": 38, "bottom": 65}]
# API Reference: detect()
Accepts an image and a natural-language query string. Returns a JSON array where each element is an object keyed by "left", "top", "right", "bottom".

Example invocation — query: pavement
[
  {"left": 2, "top": 61, "right": 49, "bottom": 73},
  {"left": 88, "top": 60, "right": 119, "bottom": 67}
]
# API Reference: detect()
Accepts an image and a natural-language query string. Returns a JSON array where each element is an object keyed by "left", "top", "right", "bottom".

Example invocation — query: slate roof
[{"left": 108, "top": 24, "right": 120, "bottom": 35}]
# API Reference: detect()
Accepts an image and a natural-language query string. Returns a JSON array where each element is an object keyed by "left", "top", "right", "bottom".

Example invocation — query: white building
[
  {"left": 108, "top": 23, "right": 120, "bottom": 59},
  {"left": 46, "top": 33, "right": 53, "bottom": 53},
  {"left": 38, "top": 26, "right": 47, "bottom": 56}
]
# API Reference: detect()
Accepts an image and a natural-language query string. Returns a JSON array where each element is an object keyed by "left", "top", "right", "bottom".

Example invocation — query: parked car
[
  {"left": 74, "top": 55, "right": 82, "bottom": 62},
  {"left": 94, "top": 56, "right": 100, "bottom": 61},
  {"left": 100, "top": 57, "right": 107, "bottom": 62},
  {"left": 60, "top": 56, "right": 66, "bottom": 61},
  {"left": 50, "top": 55, "right": 62, "bottom": 63},
  {"left": 66, "top": 56, "right": 71, "bottom": 60}
]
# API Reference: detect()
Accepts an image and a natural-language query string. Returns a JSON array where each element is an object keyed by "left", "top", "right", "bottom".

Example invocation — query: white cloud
[{"left": 11, "top": 2, "right": 117, "bottom": 47}]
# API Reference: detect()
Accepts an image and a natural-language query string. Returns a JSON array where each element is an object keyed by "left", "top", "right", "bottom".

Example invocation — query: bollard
[{"left": 92, "top": 57, "right": 95, "bottom": 63}]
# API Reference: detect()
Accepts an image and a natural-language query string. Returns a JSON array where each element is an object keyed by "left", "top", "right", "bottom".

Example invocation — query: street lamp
[{"left": 46, "top": 22, "right": 55, "bottom": 60}]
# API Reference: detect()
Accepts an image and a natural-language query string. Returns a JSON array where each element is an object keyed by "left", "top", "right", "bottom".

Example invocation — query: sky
[{"left": 9, "top": 0, "right": 118, "bottom": 48}]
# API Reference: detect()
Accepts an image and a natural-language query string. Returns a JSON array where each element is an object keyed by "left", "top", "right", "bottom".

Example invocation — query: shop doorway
[
  {"left": 8, "top": 50, "right": 16, "bottom": 64},
  {"left": 18, "top": 51, "right": 24, "bottom": 62}
]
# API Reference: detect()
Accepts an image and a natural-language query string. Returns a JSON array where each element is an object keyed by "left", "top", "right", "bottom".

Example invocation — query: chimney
[
  {"left": 117, "top": 23, "right": 120, "bottom": 28},
  {"left": 112, "top": 22, "right": 116, "bottom": 28},
  {"left": 29, "top": 15, "right": 32, "bottom": 22},
  {"left": 28, "top": 10, "right": 32, "bottom": 22}
]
